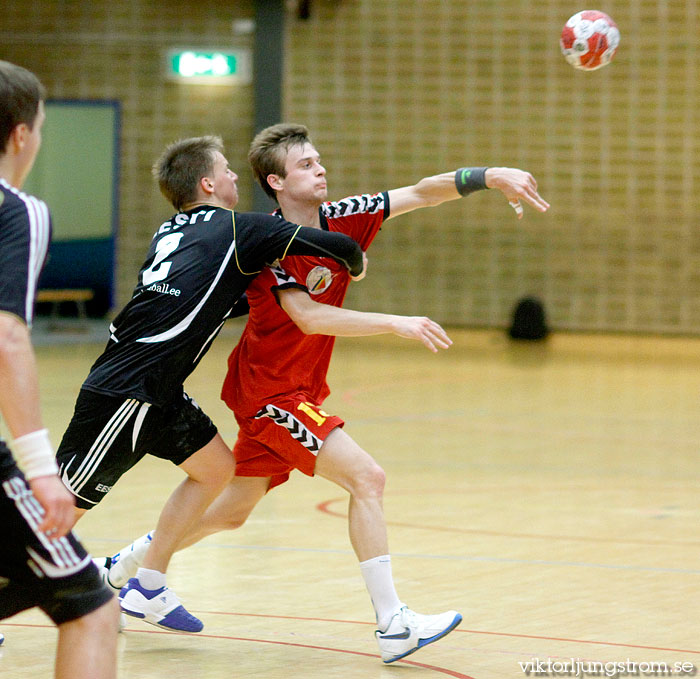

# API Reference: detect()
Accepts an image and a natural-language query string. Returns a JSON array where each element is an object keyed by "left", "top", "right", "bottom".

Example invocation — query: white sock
[
  {"left": 359, "top": 555, "right": 403, "bottom": 632},
  {"left": 135, "top": 567, "right": 166, "bottom": 591},
  {"left": 108, "top": 531, "right": 154, "bottom": 588}
]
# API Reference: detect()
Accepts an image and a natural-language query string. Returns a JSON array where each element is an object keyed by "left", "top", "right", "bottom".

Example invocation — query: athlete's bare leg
[
  {"left": 141, "top": 433, "right": 235, "bottom": 573},
  {"left": 55, "top": 597, "right": 119, "bottom": 679},
  {"left": 313, "top": 427, "right": 388, "bottom": 561},
  {"left": 176, "top": 475, "right": 269, "bottom": 549},
  {"left": 173, "top": 426, "right": 388, "bottom": 561}
]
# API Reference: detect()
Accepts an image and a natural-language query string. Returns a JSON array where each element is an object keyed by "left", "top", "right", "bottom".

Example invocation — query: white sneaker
[
  {"left": 92, "top": 557, "right": 127, "bottom": 631},
  {"left": 0, "top": 630, "right": 4, "bottom": 646},
  {"left": 107, "top": 532, "right": 154, "bottom": 588},
  {"left": 375, "top": 606, "right": 462, "bottom": 663},
  {"left": 119, "top": 578, "right": 203, "bottom": 633}
]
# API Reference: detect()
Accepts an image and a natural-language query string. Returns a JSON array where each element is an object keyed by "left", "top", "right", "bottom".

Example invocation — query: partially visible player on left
[{"left": 0, "top": 60, "right": 119, "bottom": 678}]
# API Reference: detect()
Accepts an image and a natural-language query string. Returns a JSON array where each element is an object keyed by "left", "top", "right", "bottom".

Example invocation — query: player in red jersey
[{"left": 115, "top": 123, "right": 549, "bottom": 663}]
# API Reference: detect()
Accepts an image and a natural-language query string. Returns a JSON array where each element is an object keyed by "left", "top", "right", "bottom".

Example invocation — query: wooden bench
[{"left": 36, "top": 288, "right": 94, "bottom": 328}]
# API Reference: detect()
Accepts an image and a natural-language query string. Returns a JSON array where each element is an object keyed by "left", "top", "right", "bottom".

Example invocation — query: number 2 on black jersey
[{"left": 143, "top": 233, "right": 184, "bottom": 286}]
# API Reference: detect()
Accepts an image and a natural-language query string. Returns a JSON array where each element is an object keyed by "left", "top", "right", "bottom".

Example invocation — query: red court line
[
  {"left": 456, "top": 629, "right": 700, "bottom": 656},
  {"left": 311, "top": 500, "right": 700, "bottom": 657},
  {"left": 316, "top": 498, "right": 700, "bottom": 547},
  {"left": 203, "top": 612, "right": 700, "bottom": 656},
  {"left": 2, "top": 622, "right": 473, "bottom": 678}
]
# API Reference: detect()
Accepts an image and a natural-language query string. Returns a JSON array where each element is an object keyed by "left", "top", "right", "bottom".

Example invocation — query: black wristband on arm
[{"left": 455, "top": 167, "right": 489, "bottom": 196}]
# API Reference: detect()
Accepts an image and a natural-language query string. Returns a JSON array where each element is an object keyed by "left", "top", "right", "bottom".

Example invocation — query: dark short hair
[
  {"left": 152, "top": 135, "right": 223, "bottom": 210},
  {"left": 247, "top": 123, "right": 311, "bottom": 201},
  {"left": 0, "top": 61, "right": 46, "bottom": 155}
]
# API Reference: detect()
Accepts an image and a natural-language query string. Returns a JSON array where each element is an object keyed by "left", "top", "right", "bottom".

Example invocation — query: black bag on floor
[{"left": 508, "top": 296, "right": 549, "bottom": 340}]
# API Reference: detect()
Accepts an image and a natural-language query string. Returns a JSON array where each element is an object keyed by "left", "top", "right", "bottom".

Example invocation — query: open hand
[
  {"left": 392, "top": 316, "right": 453, "bottom": 353},
  {"left": 485, "top": 167, "right": 550, "bottom": 219}
]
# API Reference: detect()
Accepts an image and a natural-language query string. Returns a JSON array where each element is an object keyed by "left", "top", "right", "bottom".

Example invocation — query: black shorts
[
  {"left": 56, "top": 389, "right": 218, "bottom": 509},
  {"left": 0, "top": 467, "right": 113, "bottom": 625}
]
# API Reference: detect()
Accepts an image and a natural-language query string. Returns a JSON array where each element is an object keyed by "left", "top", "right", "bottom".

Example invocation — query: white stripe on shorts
[
  {"left": 255, "top": 404, "right": 323, "bottom": 454},
  {"left": 3, "top": 477, "right": 89, "bottom": 577},
  {"left": 132, "top": 402, "right": 151, "bottom": 451},
  {"left": 65, "top": 398, "right": 140, "bottom": 495}
]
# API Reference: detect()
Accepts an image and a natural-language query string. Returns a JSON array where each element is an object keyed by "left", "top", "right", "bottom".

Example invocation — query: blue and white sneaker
[
  {"left": 375, "top": 606, "right": 462, "bottom": 663},
  {"left": 119, "top": 578, "right": 203, "bottom": 633},
  {"left": 0, "top": 631, "right": 4, "bottom": 646}
]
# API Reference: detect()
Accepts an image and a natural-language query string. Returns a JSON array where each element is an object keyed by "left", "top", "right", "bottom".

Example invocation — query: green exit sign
[{"left": 167, "top": 50, "right": 251, "bottom": 84}]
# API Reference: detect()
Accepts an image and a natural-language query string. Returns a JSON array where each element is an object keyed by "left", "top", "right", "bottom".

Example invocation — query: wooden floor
[{"left": 2, "top": 325, "right": 699, "bottom": 678}]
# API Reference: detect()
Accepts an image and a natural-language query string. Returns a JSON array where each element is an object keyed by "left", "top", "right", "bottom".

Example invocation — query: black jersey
[
  {"left": 82, "top": 206, "right": 362, "bottom": 406},
  {"left": 0, "top": 179, "right": 51, "bottom": 326},
  {"left": 0, "top": 179, "right": 52, "bottom": 478}
]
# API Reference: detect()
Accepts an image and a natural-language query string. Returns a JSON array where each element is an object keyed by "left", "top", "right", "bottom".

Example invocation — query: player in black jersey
[
  {"left": 0, "top": 61, "right": 118, "bottom": 678},
  {"left": 55, "top": 135, "right": 364, "bottom": 632},
  {"left": 112, "top": 123, "right": 550, "bottom": 662}
]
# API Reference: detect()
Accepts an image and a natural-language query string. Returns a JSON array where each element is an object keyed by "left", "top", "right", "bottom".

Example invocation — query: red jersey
[{"left": 221, "top": 192, "right": 388, "bottom": 418}]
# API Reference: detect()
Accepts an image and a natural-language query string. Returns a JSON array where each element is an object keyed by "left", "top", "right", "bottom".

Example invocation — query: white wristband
[{"left": 12, "top": 428, "right": 58, "bottom": 480}]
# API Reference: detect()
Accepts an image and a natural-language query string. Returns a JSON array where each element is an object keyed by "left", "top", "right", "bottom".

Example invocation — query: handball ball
[{"left": 560, "top": 10, "right": 620, "bottom": 71}]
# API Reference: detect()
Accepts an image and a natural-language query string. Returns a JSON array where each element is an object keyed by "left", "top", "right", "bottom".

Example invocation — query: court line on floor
[
  {"left": 317, "top": 497, "right": 700, "bottom": 549},
  {"left": 87, "top": 533, "right": 700, "bottom": 576},
  {"left": 1, "top": 622, "right": 473, "bottom": 678},
  {"left": 7, "top": 615, "right": 696, "bottom": 670},
  {"left": 198, "top": 612, "right": 700, "bottom": 656}
]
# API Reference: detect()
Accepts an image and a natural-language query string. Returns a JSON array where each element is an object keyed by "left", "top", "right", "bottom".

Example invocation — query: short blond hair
[{"left": 152, "top": 135, "right": 223, "bottom": 210}]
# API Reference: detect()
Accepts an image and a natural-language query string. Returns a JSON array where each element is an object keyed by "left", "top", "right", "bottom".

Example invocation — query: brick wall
[
  {"left": 4, "top": 0, "right": 700, "bottom": 333},
  {"left": 1, "top": 0, "right": 255, "bottom": 306},
  {"left": 285, "top": 0, "right": 700, "bottom": 333}
]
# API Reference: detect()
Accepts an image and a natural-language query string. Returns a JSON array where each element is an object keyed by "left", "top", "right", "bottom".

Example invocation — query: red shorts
[{"left": 233, "top": 394, "right": 344, "bottom": 490}]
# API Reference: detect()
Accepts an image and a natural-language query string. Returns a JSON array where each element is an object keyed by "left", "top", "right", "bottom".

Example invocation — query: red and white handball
[{"left": 560, "top": 10, "right": 620, "bottom": 71}]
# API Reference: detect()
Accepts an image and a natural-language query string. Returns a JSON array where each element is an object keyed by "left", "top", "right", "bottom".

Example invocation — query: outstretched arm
[
  {"left": 283, "top": 226, "right": 366, "bottom": 278},
  {"left": 278, "top": 288, "right": 452, "bottom": 353},
  {"left": 386, "top": 167, "right": 550, "bottom": 220}
]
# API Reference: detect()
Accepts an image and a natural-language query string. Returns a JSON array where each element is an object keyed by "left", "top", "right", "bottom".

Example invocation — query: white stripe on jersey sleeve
[
  {"left": 0, "top": 180, "right": 52, "bottom": 327},
  {"left": 321, "top": 193, "right": 386, "bottom": 219},
  {"left": 25, "top": 195, "right": 51, "bottom": 325}
]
